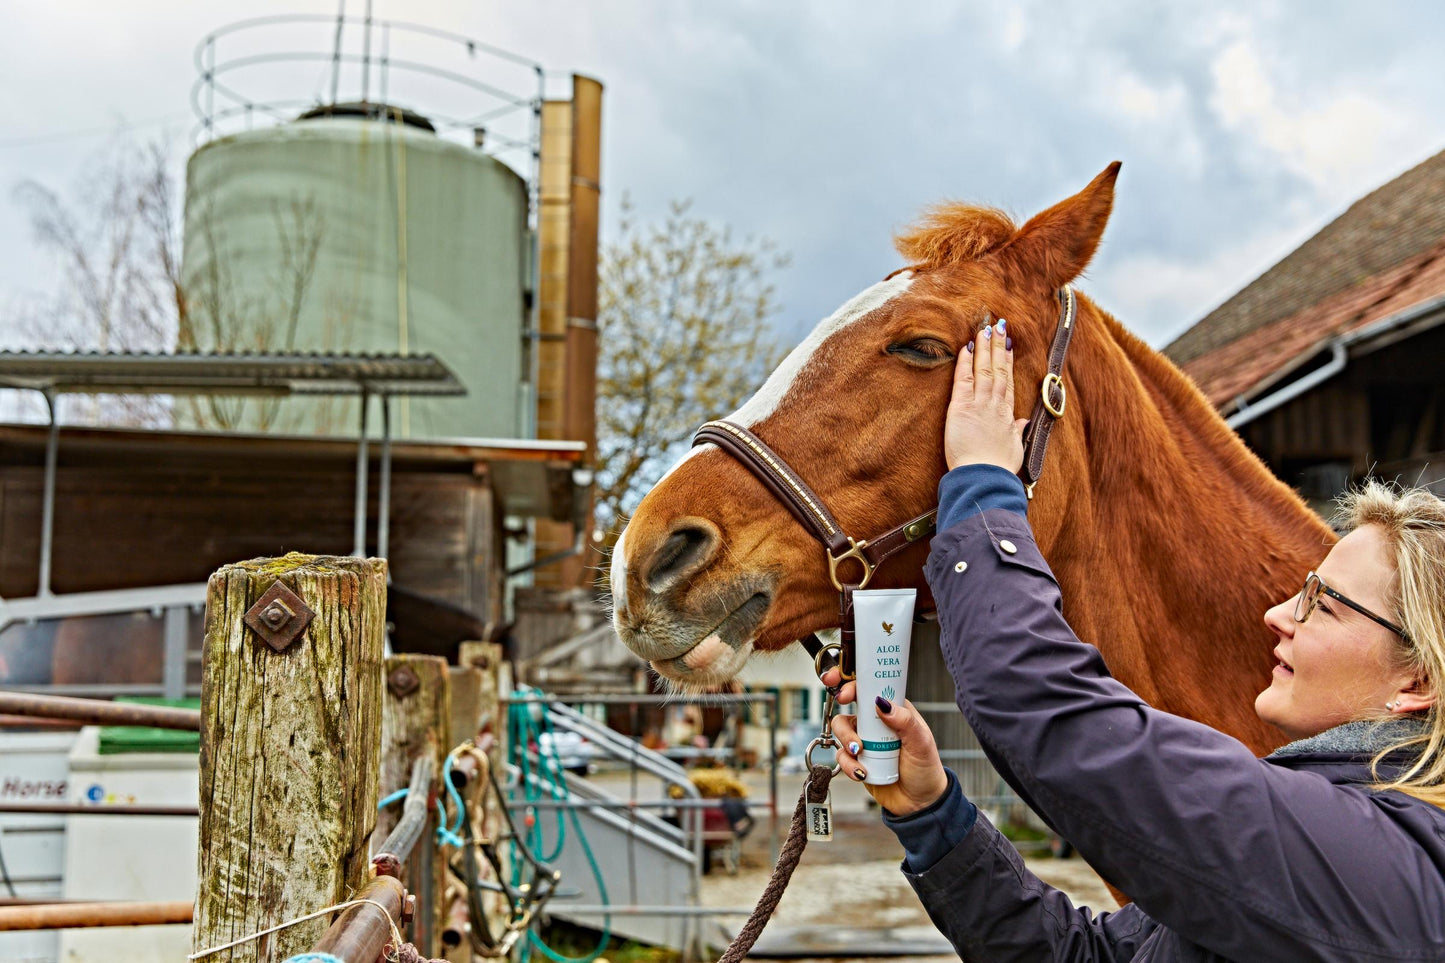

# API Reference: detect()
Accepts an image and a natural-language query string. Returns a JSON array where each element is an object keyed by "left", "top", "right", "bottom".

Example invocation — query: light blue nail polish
[
  {"left": 997, "top": 318, "right": 1007, "bottom": 333},
  {"left": 847, "top": 741, "right": 859, "bottom": 755},
  {"left": 984, "top": 326, "right": 993, "bottom": 340}
]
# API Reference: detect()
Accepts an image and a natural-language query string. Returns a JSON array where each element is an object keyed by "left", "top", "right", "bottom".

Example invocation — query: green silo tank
[{"left": 177, "top": 109, "right": 528, "bottom": 439}]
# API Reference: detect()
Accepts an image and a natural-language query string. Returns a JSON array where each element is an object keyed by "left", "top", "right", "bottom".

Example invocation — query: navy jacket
[{"left": 890, "top": 469, "right": 1445, "bottom": 961}]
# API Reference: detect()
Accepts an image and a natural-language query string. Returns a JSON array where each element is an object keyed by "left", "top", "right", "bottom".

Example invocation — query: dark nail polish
[
  {"left": 965, "top": 342, "right": 974, "bottom": 353},
  {"left": 852, "top": 767, "right": 867, "bottom": 781},
  {"left": 847, "top": 741, "right": 859, "bottom": 755},
  {"left": 1006, "top": 337, "right": 1013, "bottom": 351},
  {"left": 875, "top": 695, "right": 893, "bottom": 714}
]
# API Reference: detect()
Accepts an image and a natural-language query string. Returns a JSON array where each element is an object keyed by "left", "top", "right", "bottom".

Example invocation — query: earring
[{"left": 1386, "top": 701, "right": 1399, "bottom": 711}]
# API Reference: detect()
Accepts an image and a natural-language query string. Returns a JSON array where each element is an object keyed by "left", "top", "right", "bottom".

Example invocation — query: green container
[{"left": 97, "top": 697, "right": 202, "bottom": 755}]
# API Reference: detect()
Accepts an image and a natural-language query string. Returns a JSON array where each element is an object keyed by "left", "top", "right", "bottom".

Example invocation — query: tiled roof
[
  {"left": 1165, "top": 146, "right": 1445, "bottom": 369},
  {"left": 1180, "top": 237, "right": 1445, "bottom": 410}
]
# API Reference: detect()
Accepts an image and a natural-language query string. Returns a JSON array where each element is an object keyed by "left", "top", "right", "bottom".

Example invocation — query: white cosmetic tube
[{"left": 853, "top": 588, "right": 917, "bottom": 786}]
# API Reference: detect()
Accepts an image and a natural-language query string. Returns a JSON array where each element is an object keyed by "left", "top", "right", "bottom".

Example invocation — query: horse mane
[{"left": 894, "top": 204, "right": 1018, "bottom": 267}]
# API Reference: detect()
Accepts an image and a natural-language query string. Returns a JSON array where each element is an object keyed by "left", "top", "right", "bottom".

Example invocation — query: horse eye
[{"left": 887, "top": 339, "right": 953, "bottom": 365}]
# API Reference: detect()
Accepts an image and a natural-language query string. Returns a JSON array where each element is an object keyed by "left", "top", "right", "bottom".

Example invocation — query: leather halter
[{"left": 690, "top": 284, "right": 1080, "bottom": 679}]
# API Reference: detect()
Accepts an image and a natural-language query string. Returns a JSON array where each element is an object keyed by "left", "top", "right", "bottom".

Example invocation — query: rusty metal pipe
[
  {"left": 372, "top": 754, "right": 434, "bottom": 876},
  {"left": 0, "top": 714, "right": 81, "bottom": 729},
  {"left": 0, "top": 691, "right": 200, "bottom": 731},
  {"left": 0, "top": 802, "right": 199, "bottom": 817},
  {"left": 0, "top": 899, "right": 193, "bottom": 931},
  {"left": 311, "top": 875, "right": 405, "bottom": 961},
  {"left": 441, "top": 893, "right": 469, "bottom": 948},
  {"left": 447, "top": 751, "right": 481, "bottom": 790}
]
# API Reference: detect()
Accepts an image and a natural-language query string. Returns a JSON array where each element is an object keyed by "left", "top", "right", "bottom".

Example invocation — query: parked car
[{"left": 537, "top": 731, "right": 597, "bottom": 775}]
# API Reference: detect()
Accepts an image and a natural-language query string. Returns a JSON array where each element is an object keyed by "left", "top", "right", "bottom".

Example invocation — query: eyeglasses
[{"left": 1293, "top": 571, "right": 1409, "bottom": 640}]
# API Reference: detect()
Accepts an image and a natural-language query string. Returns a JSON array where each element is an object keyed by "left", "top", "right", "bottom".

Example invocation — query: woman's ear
[
  {"left": 1393, "top": 676, "right": 1436, "bottom": 714},
  {"left": 995, "top": 162, "right": 1120, "bottom": 293}
]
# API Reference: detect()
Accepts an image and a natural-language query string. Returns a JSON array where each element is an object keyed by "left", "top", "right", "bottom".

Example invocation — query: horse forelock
[
  {"left": 894, "top": 204, "right": 1018, "bottom": 268},
  {"left": 725, "top": 271, "right": 916, "bottom": 429}
]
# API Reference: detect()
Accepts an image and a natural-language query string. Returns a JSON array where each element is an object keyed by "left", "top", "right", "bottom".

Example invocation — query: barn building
[{"left": 1164, "top": 146, "right": 1445, "bottom": 510}]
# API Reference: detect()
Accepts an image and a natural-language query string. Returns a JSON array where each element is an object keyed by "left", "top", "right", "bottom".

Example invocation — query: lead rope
[{"left": 715, "top": 763, "right": 835, "bottom": 963}]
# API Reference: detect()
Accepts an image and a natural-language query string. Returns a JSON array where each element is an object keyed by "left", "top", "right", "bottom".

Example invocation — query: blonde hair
[{"left": 1335, "top": 480, "right": 1445, "bottom": 805}]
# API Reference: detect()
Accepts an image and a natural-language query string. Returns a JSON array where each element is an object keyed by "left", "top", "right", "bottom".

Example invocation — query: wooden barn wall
[
  {"left": 1238, "top": 380, "right": 1369, "bottom": 466},
  {"left": 0, "top": 447, "right": 498, "bottom": 620}
]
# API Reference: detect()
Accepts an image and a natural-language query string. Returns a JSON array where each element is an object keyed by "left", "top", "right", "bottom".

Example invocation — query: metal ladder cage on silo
[{"left": 191, "top": 12, "right": 548, "bottom": 221}]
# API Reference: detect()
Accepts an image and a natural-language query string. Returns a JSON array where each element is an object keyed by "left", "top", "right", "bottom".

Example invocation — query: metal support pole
[
  {"left": 360, "top": 0, "right": 372, "bottom": 103},
  {"left": 329, "top": 0, "right": 345, "bottom": 106},
  {"left": 0, "top": 900, "right": 193, "bottom": 931},
  {"left": 0, "top": 691, "right": 200, "bottom": 731},
  {"left": 38, "top": 389, "right": 58, "bottom": 597},
  {"left": 353, "top": 389, "right": 370, "bottom": 558},
  {"left": 162, "top": 606, "right": 187, "bottom": 701},
  {"left": 378, "top": 394, "right": 392, "bottom": 564},
  {"left": 769, "top": 691, "right": 779, "bottom": 865}
]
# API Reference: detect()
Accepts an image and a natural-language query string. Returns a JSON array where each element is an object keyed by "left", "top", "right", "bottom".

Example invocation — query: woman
[{"left": 825, "top": 317, "right": 1445, "bottom": 961}]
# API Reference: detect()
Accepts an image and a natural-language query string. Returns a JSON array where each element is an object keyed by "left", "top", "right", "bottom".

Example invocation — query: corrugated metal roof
[{"left": 0, "top": 350, "right": 465, "bottom": 396}]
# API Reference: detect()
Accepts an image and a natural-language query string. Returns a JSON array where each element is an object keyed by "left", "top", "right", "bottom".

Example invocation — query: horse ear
[{"left": 997, "top": 162, "right": 1120, "bottom": 291}]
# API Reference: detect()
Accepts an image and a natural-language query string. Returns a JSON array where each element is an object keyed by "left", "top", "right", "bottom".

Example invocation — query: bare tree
[
  {"left": 10, "top": 136, "right": 327, "bottom": 432},
  {"left": 180, "top": 193, "right": 326, "bottom": 430},
  {"left": 595, "top": 198, "right": 791, "bottom": 545},
  {"left": 12, "top": 139, "right": 184, "bottom": 426}
]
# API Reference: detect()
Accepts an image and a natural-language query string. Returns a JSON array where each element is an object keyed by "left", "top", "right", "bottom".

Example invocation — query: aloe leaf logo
[{"left": 881, "top": 684, "right": 896, "bottom": 703}]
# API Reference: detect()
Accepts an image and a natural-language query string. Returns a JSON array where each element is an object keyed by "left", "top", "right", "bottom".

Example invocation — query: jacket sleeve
[
  {"left": 901, "top": 798, "right": 1156, "bottom": 961},
  {"left": 925, "top": 511, "right": 1445, "bottom": 961}
]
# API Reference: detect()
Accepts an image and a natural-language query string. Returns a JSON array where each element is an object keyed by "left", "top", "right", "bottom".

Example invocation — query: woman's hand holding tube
[{"left": 821, "top": 666, "right": 949, "bottom": 817}]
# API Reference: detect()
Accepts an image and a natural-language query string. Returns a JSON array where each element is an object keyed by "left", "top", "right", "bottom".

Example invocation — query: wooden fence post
[
  {"left": 458, "top": 641, "right": 509, "bottom": 942},
  {"left": 193, "top": 553, "right": 386, "bottom": 962},
  {"left": 378, "top": 654, "right": 450, "bottom": 958}
]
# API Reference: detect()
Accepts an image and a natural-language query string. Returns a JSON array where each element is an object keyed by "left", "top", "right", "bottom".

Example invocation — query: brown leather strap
[
  {"left": 1019, "top": 286, "right": 1077, "bottom": 496},
  {"left": 694, "top": 421, "right": 851, "bottom": 556}
]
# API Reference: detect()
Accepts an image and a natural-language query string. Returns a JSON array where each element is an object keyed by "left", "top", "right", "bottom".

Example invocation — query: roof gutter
[
  {"left": 1225, "top": 294, "right": 1445, "bottom": 430},
  {"left": 1226, "top": 342, "right": 1346, "bottom": 429}
]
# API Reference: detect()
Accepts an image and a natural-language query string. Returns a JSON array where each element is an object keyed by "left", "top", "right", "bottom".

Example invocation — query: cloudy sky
[{"left": 2, "top": 0, "right": 1444, "bottom": 359}]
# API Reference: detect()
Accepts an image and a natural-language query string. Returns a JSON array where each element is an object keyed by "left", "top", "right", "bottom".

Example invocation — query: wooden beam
[
  {"left": 193, "top": 553, "right": 386, "bottom": 961},
  {"left": 378, "top": 654, "right": 450, "bottom": 958}
]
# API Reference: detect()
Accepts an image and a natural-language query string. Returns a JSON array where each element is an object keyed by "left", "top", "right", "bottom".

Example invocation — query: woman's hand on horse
[
  {"left": 822, "top": 666, "right": 950, "bottom": 816},
  {"left": 945, "top": 318, "right": 1030, "bottom": 473}
]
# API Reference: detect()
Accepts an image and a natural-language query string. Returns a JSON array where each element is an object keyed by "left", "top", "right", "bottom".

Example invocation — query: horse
[{"left": 609, "top": 162, "right": 1334, "bottom": 756}]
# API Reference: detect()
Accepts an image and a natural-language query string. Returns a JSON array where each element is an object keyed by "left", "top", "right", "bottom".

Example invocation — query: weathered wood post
[
  {"left": 443, "top": 664, "right": 482, "bottom": 962},
  {"left": 378, "top": 654, "right": 450, "bottom": 958},
  {"left": 193, "top": 553, "right": 386, "bottom": 962},
  {"left": 459, "top": 641, "right": 509, "bottom": 940}
]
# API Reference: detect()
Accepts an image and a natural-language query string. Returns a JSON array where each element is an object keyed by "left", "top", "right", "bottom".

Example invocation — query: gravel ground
[{"left": 586, "top": 769, "right": 1115, "bottom": 960}]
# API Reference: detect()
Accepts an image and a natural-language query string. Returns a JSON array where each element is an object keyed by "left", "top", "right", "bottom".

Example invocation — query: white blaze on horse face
[
  {"left": 610, "top": 526, "right": 629, "bottom": 611},
  {"left": 613, "top": 272, "right": 913, "bottom": 626},
  {"left": 727, "top": 271, "right": 914, "bottom": 428}
]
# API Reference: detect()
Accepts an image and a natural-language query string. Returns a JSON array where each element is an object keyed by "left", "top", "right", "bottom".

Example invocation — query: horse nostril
[{"left": 645, "top": 523, "right": 718, "bottom": 591}]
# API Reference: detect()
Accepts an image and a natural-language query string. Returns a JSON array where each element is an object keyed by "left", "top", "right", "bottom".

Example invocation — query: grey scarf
[{"left": 1267, "top": 716, "right": 1430, "bottom": 759}]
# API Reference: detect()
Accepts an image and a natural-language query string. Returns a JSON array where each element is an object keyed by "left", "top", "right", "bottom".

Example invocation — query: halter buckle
[
  {"left": 827, "top": 538, "right": 874, "bottom": 591},
  {"left": 1041, "top": 372, "right": 1067, "bottom": 418}
]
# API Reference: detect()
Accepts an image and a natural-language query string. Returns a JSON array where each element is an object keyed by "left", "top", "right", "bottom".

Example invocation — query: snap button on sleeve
[
  {"left": 954, "top": 561, "right": 967, "bottom": 573},
  {"left": 999, "top": 539, "right": 1018, "bottom": 555}
]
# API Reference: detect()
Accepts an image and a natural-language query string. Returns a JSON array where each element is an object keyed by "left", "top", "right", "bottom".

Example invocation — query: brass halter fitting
[
  {"left": 827, "top": 537, "right": 875, "bottom": 591},
  {"left": 1041, "top": 372, "right": 1067, "bottom": 418}
]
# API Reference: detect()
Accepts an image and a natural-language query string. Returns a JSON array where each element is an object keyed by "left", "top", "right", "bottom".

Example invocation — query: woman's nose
[{"left": 1263, "top": 596, "right": 1297, "bottom": 637}]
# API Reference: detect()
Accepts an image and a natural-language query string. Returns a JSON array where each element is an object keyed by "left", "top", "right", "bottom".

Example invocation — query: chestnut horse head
[{"left": 612, "top": 163, "right": 1331, "bottom": 752}]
